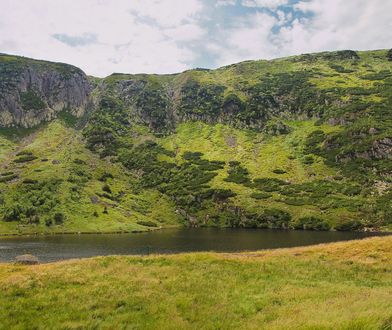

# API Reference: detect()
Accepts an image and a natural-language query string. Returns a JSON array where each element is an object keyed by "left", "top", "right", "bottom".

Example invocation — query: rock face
[
  {"left": 15, "top": 254, "right": 39, "bottom": 265},
  {"left": 0, "top": 54, "right": 91, "bottom": 128}
]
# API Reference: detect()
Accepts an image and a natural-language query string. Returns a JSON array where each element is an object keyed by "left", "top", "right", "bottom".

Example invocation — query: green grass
[
  {"left": 0, "top": 236, "right": 391, "bottom": 329},
  {"left": 0, "top": 121, "right": 179, "bottom": 235}
]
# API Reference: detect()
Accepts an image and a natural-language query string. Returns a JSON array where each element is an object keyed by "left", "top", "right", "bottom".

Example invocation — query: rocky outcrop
[
  {"left": 0, "top": 54, "right": 91, "bottom": 128},
  {"left": 337, "top": 137, "right": 392, "bottom": 162}
]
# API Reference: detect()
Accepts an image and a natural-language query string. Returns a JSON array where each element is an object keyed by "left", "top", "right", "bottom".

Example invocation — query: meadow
[{"left": 0, "top": 236, "right": 391, "bottom": 329}]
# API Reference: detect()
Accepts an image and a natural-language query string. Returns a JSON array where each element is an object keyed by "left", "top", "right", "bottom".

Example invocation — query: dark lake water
[{"left": 0, "top": 228, "right": 385, "bottom": 263}]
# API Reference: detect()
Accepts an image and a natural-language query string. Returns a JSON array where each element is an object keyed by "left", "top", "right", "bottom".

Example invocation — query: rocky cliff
[{"left": 0, "top": 54, "right": 91, "bottom": 128}]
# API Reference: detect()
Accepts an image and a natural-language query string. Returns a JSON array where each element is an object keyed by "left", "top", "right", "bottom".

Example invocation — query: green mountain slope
[{"left": 1, "top": 49, "right": 392, "bottom": 234}]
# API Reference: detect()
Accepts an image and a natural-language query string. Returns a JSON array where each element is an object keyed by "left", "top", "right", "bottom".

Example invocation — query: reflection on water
[{"left": 0, "top": 228, "right": 386, "bottom": 263}]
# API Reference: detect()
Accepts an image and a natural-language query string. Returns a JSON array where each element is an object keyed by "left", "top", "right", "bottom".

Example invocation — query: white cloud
[
  {"left": 212, "top": 12, "right": 278, "bottom": 65},
  {"left": 0, "top": 0, "right": 204, "bottom": 76},
  {"left": 0, "top": 0, "right": 391, "bottom": 75},
  {"left": 277, "top": 0, "right": 392, "bottom": 56},
  {"left": 241, "top": 0, "right": 288, "bottom": 9},
  {"left": 211, "top": 0, "right": 392, "bottom": 67},
  {"left": 215, "top": 0, "right": 236, "bottom": 6}
]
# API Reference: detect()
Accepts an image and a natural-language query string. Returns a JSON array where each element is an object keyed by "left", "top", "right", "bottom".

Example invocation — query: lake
[{"left": 0, "top": 228, "right": 385, "bottom": 263}]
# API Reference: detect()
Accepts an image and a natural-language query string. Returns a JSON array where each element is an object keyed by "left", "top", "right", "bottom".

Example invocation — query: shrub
[
  {"left": 20, "top": 90, "right": 45, "bottom": 110},
  {"left": 137, "top": 220, "right": 158, "bottom": 227},
  {"left": 16, "top": 150, "right": 33, "bottom": 156},
  {"left": 244, "top": 208, "right": 291, "bottom": 229},
  {"left": 343, "top": 185, "right": 362, "bottom": 196},
  {"left": 73, "top": 158, "right": 86, "bottom": 165},
  {"left": 273, "top": 169, "right": 286, "bottom": 174},
  {"left": 45, "top": 219, "right": 53, "bottom": 226},
  {"left": 250, "top": 192, "right": 272, "bottom": 200},
  {"left": 53, "top": 212, "right": 65, "bottom": 224},
  {"left": 22, "top": 179, "right": 38, "bottom": 184},
  {"left": 293, "top": 216, "right": 331, "bottom": 231},
  {"left": 224, "top": 162, "right": 251, "bottom": 185},
  {"left": 1, "top": 171, "right": 14, "bottom": 176},
  {"left": 183, "top": 151, "right": 203, "bottom": 162},
  {"left": 102, "top": 184, "right": 112, "bottom": 194},
  {"left": 14, "top": 155, "right": 37, "bottom": 163},
  {"left": 335, "top": 220, "right": 363, "bottom": 231},
  {"left": 99, "top": 172, "right": 114, "bottom": 182},
  {"left": 303, "top": 155, "right": 314, "bottom": 165},
  {"left": 0, "top": 174, "right": 18, "bottom": 183},
  {"left": 210, "top": 189, "right": 236, "bottom": 201},
  {"left": 387, "top": 49, "right": 392, "bottom": 61},
  {"left": 263, "top": 208, "right": 292, "bottom": 229},
  {"left": 3, "top": 204, "right": 23, "bottom": 222},
  {"left": 253, "top": 178, "right": 289, "bottom": 192}
]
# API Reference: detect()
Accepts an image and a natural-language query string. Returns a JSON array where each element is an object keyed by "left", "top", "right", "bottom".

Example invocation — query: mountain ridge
[{"left": 0, "top": 49, "right": 391, "bottom": 234}]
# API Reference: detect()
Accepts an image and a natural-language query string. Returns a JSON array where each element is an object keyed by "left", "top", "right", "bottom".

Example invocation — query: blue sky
[{"left": 1, "top": 0, "right": 391, "bottom": 76}]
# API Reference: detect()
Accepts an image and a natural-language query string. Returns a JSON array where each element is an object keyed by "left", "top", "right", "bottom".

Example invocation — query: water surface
[{"left": 0, "top": 228, "right": 385, "bottom": 263}]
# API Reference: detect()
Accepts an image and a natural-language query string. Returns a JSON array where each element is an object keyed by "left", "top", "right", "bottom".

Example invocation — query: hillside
[
  {"left": 0, "top": 49, "right": 392, "bottom": 234},
  {"left": 0, "top": 236, "right": 391, "bottom": 328}
]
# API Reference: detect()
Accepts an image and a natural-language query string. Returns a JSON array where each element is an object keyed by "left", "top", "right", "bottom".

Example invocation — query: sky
[{"left": 1, "top": 0, "right": 391, "bottom": 77}]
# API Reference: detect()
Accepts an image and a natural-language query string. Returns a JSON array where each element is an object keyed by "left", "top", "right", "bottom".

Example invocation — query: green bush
[
  {"left": 14, "top": 155, "right": 38, "bottom": 163},
  {"left": 22, "top": 179, "right": 38, "bottom": 184},
  {"left": 253, "top": 178, "right": 289, "bottom": 192},
  {"left": 99, "top": 172, "right": 114, "bottom": 182},
  {"left": 16, "top": 150, "right": 33, "bottom": 156},
  {"left": 292, "top": 216, "right": 331, "bottom": 231},
  {"left": 250, "top": 192, "right": 272, "bottom": 200},
  {"left": 3, "top": 204, "right": 23, "bottom": 222},
  {"left": 53, "top": 212, "right": 65, "bottom": 224},
  {"left": 243, "top": 208, "right": 291, "bottom": 229},
  {"left": 0, "top": 174, "right": 18, "bottom": 183},
  {"left": 388, "top": 49, "right": 392, "bottom": 61},
  {"left": 73, "top": 158, "right": 86, "bottom": 165},
  {"left": 334, "top": 220, "right": 363, "bottom": 231},
  {"left": 137, "top": 220, "right": 158, "bottom": 227},
  {"left": 183, "top": 151, "right": 203, "bottom": 162},
  {"left": 20, "top": 90, "right": 45, "bottom": 110},
  {"left": 273, "top": 169, "right": 286, "bottom": 174},
  {"left": 303, "top": 155, "right": 314, "bottom": 165},
  {"left": 102, "top": 184, "right": 112, "bottom": 194}
]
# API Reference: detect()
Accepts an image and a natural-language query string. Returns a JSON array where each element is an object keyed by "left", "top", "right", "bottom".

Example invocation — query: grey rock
[
  {"left": 0, "top": 55, "right": 91, "bottom": 128},
  {"left": 15, "top": 254, "right": 39, "bottom": 265}
]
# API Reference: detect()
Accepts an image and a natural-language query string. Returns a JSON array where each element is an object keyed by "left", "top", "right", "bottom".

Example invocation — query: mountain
[{"left": 0, "top": 49, "right": 391, "bottom": 234}]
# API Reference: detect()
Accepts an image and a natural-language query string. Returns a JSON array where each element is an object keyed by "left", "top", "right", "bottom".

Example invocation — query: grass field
[{"left": 0, "top": 236, "right": 391, "bottom": 329}]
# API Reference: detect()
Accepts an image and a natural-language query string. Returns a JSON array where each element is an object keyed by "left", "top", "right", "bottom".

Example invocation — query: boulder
[{"left": 15, "top": 254, "right": 39, "bottom": 265}]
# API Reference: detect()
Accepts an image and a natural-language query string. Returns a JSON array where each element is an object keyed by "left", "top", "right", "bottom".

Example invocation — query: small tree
[
  {"left": 387, "top": 49, "right": 392, "bottom": 61},
  {"left": 53, "top": 212, "right": 65, "bottom": 224},
  {"left": 102, "top": 184, "right": 112, "bottom": 194}
]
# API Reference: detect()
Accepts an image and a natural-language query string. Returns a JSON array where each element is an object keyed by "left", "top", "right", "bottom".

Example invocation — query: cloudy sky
[{"left": 1, "top": 0, "right": 391, "bottom": 76}]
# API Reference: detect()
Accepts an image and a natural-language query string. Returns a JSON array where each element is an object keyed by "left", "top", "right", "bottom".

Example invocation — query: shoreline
[
  {"left": 0, "top": 225, "right": 390, "bottom": 238},
  {"left": 0, "top": 235, "right": 390, "bottom": 265}
]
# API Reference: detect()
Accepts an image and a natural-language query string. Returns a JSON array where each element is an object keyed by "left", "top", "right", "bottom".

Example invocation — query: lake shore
[{"left": 0, "top": 224, "right": 390, "bottom": 238}]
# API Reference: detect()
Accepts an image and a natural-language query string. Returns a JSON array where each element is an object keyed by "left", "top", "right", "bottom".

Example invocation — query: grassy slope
[
  {"left": 159, "top": 121, "right": 357, "bottom": 226},
  {"left": 0, "top": 236, "right": 391, "bottom": 329},
  {"left": 1, "top": 49, "right": 392, "bottom": 233},
  {"left": 0, "top": 120, "right": 178, "bottom": 234},
  {"left": 0, "top": 118, "right": 389, "bottom": 234}
]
